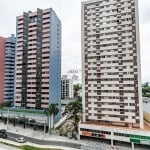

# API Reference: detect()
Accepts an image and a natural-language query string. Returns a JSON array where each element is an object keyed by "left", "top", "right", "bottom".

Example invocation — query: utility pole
[
  {"left": 43, "top": 119, "right": 46, "bottom": 138},
  {"left": 6, "top": 108, "right": 9, "bottom": 130},
  {"left": 111, "top": 131, "right": 114, "bottom": 147},
  {"left": 131, "top": 142, "right": 135, "bottom": 150}
]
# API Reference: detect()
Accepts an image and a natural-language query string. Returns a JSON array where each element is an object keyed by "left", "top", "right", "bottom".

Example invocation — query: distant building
[
  {"left": 61, "top": 75, "right": 74, "bottom": 99},
  {"left": 61, "top": 75, "right": 74, "bottom": 114},
  {"left": 0, "top": 36, "right": 6, "bottom": 104},
  {"left": 15, "top": 8, "right": 61, "bottom": 121},
  {"left": 4, "top": 34, "right": 16, "bottom": 103},
  {"left": 142, "top": 82, "right": 150, "bottom": 87}
]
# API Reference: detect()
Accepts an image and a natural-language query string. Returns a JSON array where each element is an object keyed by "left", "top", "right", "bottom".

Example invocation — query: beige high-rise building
[
  {"left": 80, "top": 0, "right": 147, "bottom": 144},
  {"left": 15, "top": 8, "right": 61, "bottom": 116}
]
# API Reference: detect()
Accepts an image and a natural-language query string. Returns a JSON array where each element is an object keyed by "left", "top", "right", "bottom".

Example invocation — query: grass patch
[
  {"left": 0, "top": 141, "right": 20, "bottom": 148},
  {"left": 21, "top": 145, "right": 63, "bottom": 150},
  {"left": 0, "top": 142, "right": 63, "bottom": 150}
]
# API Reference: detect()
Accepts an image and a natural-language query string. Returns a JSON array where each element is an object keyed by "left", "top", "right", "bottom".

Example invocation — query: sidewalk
[
  {"left": 0, "top": 121, "right": 82, "bottom": 143},
  {"left": 1, "top": 122, "right": 149, "bottom": 150},
  {"left": 0, "top": 143, "right": 19, "bottom": 150},
  {"left": 0, "top": 138, "right": 78, "bottom": 150},
  {"left": 0, "top": 121, "right": 83, "bottom": 150}
]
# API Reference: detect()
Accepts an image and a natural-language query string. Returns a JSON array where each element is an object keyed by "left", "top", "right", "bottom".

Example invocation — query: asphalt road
[{"left": 6, "top": 132, "right": 81, "bottom": 149}]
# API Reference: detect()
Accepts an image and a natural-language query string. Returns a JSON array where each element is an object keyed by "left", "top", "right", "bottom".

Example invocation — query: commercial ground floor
[
  {"left": 79, "top": 123, "right": 150, "bottom": 149},
  {"left": 0, "top": 109, "right": 48, "bottom": 132}
]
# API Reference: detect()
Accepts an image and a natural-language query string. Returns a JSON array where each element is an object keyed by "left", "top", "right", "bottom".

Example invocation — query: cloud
[
  {"left": 138, "top": 0, "right": 150, "bottom": 82},
  {"left": 139, "top": 0, "right": 150, "bottom": 24},
  {"left": 0, "top": 0, "right": 150, "bottom": 83}
]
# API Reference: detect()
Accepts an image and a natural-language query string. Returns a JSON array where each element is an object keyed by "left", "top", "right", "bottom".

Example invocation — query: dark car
[
  {"left": 0, "top": 129, "right": 6, "bottom": 133},
  {"left": 0, "top": 132, "right": 7, "bottom": 139}
]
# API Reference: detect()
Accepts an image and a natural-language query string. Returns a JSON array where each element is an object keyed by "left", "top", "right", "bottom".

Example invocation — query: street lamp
[
  {"left": 43, "top": 119, "right": 46, "bottom": 139},
  {"left": 6, "top": 108, "right": 9, "bottom": 130}
]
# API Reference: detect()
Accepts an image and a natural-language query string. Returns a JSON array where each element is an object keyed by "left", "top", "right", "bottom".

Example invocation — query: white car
[{"left": 16, "top": 137, "right": 26, "bottom": 143}]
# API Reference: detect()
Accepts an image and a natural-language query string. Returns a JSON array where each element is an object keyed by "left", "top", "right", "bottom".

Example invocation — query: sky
[{"left": 0, "top": 0, "right": 150, "bottom": 83}]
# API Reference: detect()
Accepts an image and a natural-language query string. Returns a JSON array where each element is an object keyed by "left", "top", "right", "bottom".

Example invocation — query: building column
[
  {"left": 111, "top": 131, "right": 114, "bottom": 147},
  {"left": 4, "top": 117, "right": 7, "bottom": 124},
  {"left": 6, "top": 109, "right": 9, "bottom": 130},
  {"left": 131, "top": 142, "right": 135, "bottom": 150},
  {"left": 13, "top": 117, "right": 15, "bottom": 126},
  {"left": 23, "top": 116, "right": 26, "bottom": 129}
]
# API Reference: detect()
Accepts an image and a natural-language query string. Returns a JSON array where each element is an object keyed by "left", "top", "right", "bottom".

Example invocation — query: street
[
  {"left": 6, "top": 132, "right": 81, "bottom": 149},
  {"left": 0, "top": 121, "right": 150, "bottom": 150},
  {"left": 2, "top": 132, "right": 150, "bottom": 150}
]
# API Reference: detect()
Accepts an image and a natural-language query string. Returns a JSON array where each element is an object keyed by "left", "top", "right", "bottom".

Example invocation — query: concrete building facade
[
  {"left": 0, "top": 37, "right": 6, "bottom": 104},
  {"left": 4, "top": 34, "right": 16, "bottom": 103},
  {"left": 15, "top": 8, "right": 61, "bottom": 120},
  {"left": 61, "top": 75, "right": 74, "bottom": 113},
  {"left": 79, "top": 0, "right": 150, "bottom": 146},
  {"left": 81, "top": 0, "right": 143, "bottom": 129},
  {"left": 61, "top": 75, "right": 74, "bottom": 99}
]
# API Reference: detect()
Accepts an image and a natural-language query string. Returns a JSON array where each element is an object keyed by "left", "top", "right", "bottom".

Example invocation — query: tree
[
  {"left": 74, "top": 84, "right": 82, "bottom": 98},
  {"left": 142, "top": 87, "right": 147, "bottom": 97},
  {"left": 142, "top": 85, "right": 150, "bottom": 98},
  {"left": 0, "top": 101, "right": 12, "bottom": 108},
  {"left": 62, "top": 99, "right": 82, "bottom": 133},
  {"left": 143, "top": 82, "right": 149, "bottom": 87},
  {"left": 44, "top": 103, "right": 59, "bottom": 131}
]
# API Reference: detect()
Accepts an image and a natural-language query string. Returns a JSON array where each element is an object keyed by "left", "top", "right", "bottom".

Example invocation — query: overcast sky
[{"left": 0, "top": 0, "right": 150, "bottom": 83}]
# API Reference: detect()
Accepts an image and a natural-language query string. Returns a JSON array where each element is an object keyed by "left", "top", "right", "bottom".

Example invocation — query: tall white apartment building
[
  {"left": 61, "top": 75, "right": 74, "bottom": 99},
  {"left": 80, "top": 0, "right": 148, "bottom": 144}
]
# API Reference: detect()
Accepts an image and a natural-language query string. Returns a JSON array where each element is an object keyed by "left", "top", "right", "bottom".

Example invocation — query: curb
[{"left": 0, "top": 138, "right": 79, "bottom": 150}]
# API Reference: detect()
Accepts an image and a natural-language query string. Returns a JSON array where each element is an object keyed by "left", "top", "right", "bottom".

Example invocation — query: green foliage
[
  {"left": 44, "top": 103, "right": 59, "bottom": 117},
  {"left": 62, "top": 99, "right": 82, "bottom": 133},
  {"left": 142, "top": 86, "right": 150, "bottom": 98},
  {"left": 74, "top": 84, "right": 81, "bottom": 92},
  {"left": 0, "top": 101, "right": 12, "bottom": 108},
  {"left": 0, "top": 141, "right": 20, "bottom": 148},
  {"left": 22, "top": 145, "right": 62, "bottom": 150},
  {"left": 0, "top": 103, "right": 4, "bottom": 109},
  {"left": 4, "top": 101, "right": 12, "bottom": 107},
  {"left": 44, "top": 103, "right": 59, "bottom": 130},
  {"left": 73, "top": 84, "right": 82, "bottom": 98},
  {"left": 0, "top": 141, "right": 63, "bottom": 150}
]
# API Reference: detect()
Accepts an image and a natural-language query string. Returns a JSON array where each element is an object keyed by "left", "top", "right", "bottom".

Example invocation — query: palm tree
[
  {"left": 62, "top": 99, "right": 82, "bottom": 133},
  {"left": 44, "top": 103, "right": 59, "bottom": 131}
]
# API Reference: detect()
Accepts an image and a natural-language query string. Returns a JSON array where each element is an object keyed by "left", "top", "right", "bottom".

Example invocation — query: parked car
[
  {"left": 0, "top": 132, "right": 7, "bottom": 139},
  {"left": 0, "top": 129, "right": 6, "bottom": 133},
  {"left": 16, "top": 137, "right": 26, "bottom": 143}
]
